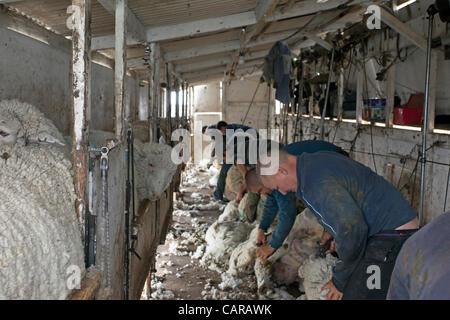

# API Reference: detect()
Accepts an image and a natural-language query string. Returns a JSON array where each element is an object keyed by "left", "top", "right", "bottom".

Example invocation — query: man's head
[
  {"left": 245, "top": 168, "right": 272, "bottom": 195},
  {"left": 257, "top": 140, "right": 298, "bottom": 195},
  {"left": 217, "top": 121, "right": 228, "bottom": 135}
]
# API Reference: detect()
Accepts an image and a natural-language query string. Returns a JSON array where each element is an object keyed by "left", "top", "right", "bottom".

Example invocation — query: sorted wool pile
[
  {"left": 298, "top": 254, "right": 338, "bottom": 300},
  {"left": 134, "top": 139, "right": 179, "bottom": 202},
  {"left": 0, "top": 99, "right": 84, "bottom": 299}
]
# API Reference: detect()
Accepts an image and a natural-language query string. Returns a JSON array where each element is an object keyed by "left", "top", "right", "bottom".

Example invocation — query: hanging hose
[
  {"left": 292, "top": 62, "right": 304, "bottom": 142},
  {"left": 320, "top": 46, "right": 335, "bottom": 140},
  {"left": 100, "top": 147, "right": 111, "bottom": 290}
]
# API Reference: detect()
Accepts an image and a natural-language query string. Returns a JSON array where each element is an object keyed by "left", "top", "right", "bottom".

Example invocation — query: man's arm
[
  {"left": 258, "top": 193, "right": 279, "bottom": 237},
  {"left": 268, "top": 192, "right": 297, "bottom": 250}
]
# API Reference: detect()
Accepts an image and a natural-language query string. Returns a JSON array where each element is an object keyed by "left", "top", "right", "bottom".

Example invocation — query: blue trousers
[{"left": 213, "top": 163, "right": 232, "bottom": 201}]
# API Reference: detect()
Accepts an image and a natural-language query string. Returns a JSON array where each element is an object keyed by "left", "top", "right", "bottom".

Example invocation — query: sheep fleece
[{"left": 0, "top": 143, "right": 84, "bottom": 299}]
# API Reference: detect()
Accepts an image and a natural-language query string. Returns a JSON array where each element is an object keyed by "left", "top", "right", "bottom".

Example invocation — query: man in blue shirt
[
  {"left": 256, "top": 141, "right": 419, "bottom": 300},
  {"left": 387, "top": 211, "right": 450, "bottom": 300},
  {"left": 245, "top": 140, "right": 346, "bottom": 260},
  {"left": 211, "top": 121, "right": 255, "bottom": 201}
]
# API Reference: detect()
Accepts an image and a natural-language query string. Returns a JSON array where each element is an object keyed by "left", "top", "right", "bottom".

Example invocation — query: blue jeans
[{"left": 213, "top": 163, "right": 232, "bottom": 201}]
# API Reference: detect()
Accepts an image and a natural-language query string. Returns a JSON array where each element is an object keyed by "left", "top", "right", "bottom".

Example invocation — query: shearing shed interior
[{"left": 0, "top": 0, "right": 450, "bottom": 302}]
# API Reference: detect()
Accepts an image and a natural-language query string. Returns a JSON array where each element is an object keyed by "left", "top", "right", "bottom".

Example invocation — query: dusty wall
[
  {"left": 226, "top": 79, "right": 273, "bottom": 130},
  {"left": 0, "top": 28, "right": 137, "bottom": 136},
  {"left": 193, "top": 82, "right": 222, "bottom": 113}
]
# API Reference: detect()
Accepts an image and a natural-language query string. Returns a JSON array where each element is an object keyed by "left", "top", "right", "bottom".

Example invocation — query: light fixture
[
  {"left": 394, "top": 0, "right": 417, "bottom": 11},
  {"left": 238, "top": 52, "right": 245, "bottom": 65},
  {"left": 316, "top": 0, "right": 328, "bottom": 3}
]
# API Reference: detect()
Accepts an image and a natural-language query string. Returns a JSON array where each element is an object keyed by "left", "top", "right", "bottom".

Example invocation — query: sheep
[
  {"left": 201, "top": 201, "right": 253, "bottom": 267},
  {"left": 133, "top": 139, "right": 178, "bottom": 203},
  {"left": 0, "top": 100, "right": 84, "bottom": 299},
  {"left": 89, "top": 130, "right": 179, "bottom": 204},
  {"left": 0, "top": 99, "right": 65, "bottom": 146},
  {"left": 298, "top": 254, "right": 338, "bottom": 300}
]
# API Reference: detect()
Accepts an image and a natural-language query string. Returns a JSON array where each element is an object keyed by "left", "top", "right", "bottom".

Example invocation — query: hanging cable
[
  {"left": 241, "top": 80, "right": 262, "bottom": 124},
  {"left": 444, "top": 164, "right": 450, "bottom": 212},
  {"left": 369, "top": 124, "right": 378, "bottom": 174}
]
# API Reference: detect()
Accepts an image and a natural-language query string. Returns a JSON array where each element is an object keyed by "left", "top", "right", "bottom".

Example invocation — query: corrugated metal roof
[
  {"left": 128, "top": 0, "right": 256, "bottom": 27},
  {"left": 2, "top": 0, "right": 363, "bottom": 83},
  {"left": 6, "top": 0, "right": 115, "bottom": 36}
]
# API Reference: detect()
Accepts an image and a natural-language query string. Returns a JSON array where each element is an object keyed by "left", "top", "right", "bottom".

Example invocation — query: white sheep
[
  {"left": 134, "top": 139, "right": 179, "bottom": 203},
  {"left": 0, "top": 100, "right": 84, "bottom": 299},
  {"left": 0, "top": 99, "right": 65, "bottom": 146},
  {"left": 298, "top": 254, "right": 338, "bottom": 300}
]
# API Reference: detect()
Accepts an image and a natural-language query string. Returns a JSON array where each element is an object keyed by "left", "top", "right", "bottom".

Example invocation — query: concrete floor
[{"left": 143, "top": 165, "right": 251, "bottom": 300}]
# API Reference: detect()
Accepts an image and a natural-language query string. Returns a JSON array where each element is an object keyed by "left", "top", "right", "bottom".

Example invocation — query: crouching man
[
  {"left": 245, "top": 140, "right": 347, "bottom": 261},
  {"left": 256, "top": 141, "right": 419, "bottom": 300}
]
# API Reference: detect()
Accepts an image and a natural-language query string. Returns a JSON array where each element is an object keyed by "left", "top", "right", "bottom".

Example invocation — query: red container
[{"left": 393, "top": 93, "right": 424, "bottom": 125}]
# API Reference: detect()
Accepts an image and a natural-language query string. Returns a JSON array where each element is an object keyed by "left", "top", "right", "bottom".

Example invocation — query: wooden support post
[
  {"left": 385, "top": 63, "right": 396, "bottom": 127},
  {"left": 175, "top": 79, "right": 180, "bottom": 128},
  {"left": 309, "top": 84, "right": 314, "bottom": 117},
  {"left": 150, "top": 43, "right": 160, "bottom": 142},
  {"left": 67, "top": 267, "right": 102, "bottom": 300},
  {"left": 356, "top": 69, "right": 363, "bottom": 124},
  {"left": 337, "top": 67, "right": 344, "bottom": 121},
  {"left": 223, "top": 81, "right": 229, "bottom": 121},
  {"left": 114, "top": 0, "right": 127, "bottom": 140},
  {"left": 71, "top": 0, "right": 91, "bottom": 236}
]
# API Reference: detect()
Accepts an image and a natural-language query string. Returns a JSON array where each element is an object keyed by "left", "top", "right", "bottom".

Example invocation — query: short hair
[{"left": 217, "top": 121, "right": 228, "bottom": 130}]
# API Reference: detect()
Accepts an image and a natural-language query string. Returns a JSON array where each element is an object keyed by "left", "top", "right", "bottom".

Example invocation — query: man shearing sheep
[{"left": 255, "top": 140, "right": 419, "bottom": 300}]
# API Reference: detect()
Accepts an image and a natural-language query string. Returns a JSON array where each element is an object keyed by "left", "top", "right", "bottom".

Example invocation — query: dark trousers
[
  {"left": 213, "top": 163, "right": 232, "bottom": 201},
  {"left": 342, "top": 229, "right": 417, "bottom": 300}
]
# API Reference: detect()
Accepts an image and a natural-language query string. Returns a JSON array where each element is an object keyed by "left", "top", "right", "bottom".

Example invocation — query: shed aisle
[{"left": 143, "top": 163, "right": 259, "bottom": 300}]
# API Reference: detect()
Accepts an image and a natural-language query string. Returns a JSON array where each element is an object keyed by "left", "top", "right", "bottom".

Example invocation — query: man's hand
[
  {"left": 236, "top": 191, "right": 244, "bottom": 203},
  {"left": 321, "top": 281, "right": 343, "bottom": 300},
  {"left": 256, "top": 229, "right": 266, "bottom": 246},
  {"left": 256, "top": 243, "right": 275, "bottom": 260},
  {"left": 320, "top": 230, "right": 337, "bottom": 254}
]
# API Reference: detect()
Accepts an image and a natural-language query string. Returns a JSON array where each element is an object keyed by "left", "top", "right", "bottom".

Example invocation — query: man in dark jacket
[
  {"left": 245, "top": 140, "right": 346, "bottom": 260},
  {"left": 256, "top": 141, "right": 419, "bottom": 300}
]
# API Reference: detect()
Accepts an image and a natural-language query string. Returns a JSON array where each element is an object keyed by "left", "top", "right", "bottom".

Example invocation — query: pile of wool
[
  {"left": 226, "top": 225, "right": 259, "bottom": 276},
  {"left": 0, "top": 100, "right": 84, "bottom": 299},
  {"left": 298, "top": 254, "right": 338, "bottom": 300},
  {"left": 134, "top": 140, "right": 179, "bottom": 202},
  {"left": 201, "top": 201, "right": 253, "bottom": 267},
  {"left": 217, "top": 200, "right": 239, "bottom": 222}
]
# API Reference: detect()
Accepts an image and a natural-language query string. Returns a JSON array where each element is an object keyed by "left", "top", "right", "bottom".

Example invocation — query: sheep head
[
  {"left": 0, "top": 99, "right": 65, "bottom": 146},
  {"left": 0, "top": 118, "right": 19, "bottom": 146}
]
